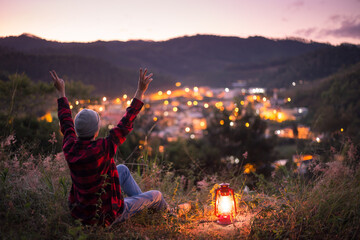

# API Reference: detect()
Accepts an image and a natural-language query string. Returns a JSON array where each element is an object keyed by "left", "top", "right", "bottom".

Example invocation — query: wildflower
[
  {"left": 197, "top": 179, "right": 209, "bottom": 190},
  {"left": 43, "top": 156, "right": 52, "bottom": 171},
  {"left": 311, "top": 162, "right": 326, "bottom": 174},
  {"left": 243, "top": 151, "right": 248, "bottom": 159},
  {"left": 13, "top": 155, "right": 19, "bottom": 168},
  {"left": 48, "top": 132, "right": 57, "bottom": 144},
  {"left": 181, "top": 175, "right": 187, "bottom": 187},
  {"left": 347, "top": 142, "right": 356, "bottom": 162},
  {"left": 1, "top": 134, "right": 16, "bottom": 148},
  {"left": 22, "top": 161, "right": 35, "bottom": 170}
]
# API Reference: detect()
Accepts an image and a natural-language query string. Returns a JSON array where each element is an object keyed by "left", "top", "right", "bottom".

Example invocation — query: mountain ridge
[{"left": 0, "top": 33, "right": 359, "bottom": 96}]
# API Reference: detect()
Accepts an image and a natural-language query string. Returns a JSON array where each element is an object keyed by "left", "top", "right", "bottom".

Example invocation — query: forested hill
[{"left": 0, "top": 33, "right": 359, "bottom": 96}]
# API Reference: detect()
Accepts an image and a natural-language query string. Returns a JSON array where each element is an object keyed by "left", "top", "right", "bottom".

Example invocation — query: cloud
[
  {"left": 295, "top": 15, "right": 360, "bottom": 40},
  {"left": 321, "top": 15, "right": 360, "bottom": 39},
  {"left": 295, "top": 27, "right": 317, "bottom": 37},
  {"left": 287, "top": 0, "right": 305, "bottom": 10}
]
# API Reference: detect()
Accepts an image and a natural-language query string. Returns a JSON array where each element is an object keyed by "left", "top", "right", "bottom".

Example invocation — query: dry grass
[{"left": 1, "top": 135, "right": 359, "bottom": 239}]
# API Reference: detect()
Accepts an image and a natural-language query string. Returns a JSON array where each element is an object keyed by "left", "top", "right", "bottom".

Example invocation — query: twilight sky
[{"left": 0, "top": 0, "right": 359, "bottom": 45}]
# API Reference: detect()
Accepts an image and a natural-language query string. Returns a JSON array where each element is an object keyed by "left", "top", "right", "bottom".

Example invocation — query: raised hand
[
  {"left": 138, "top": 68, "right": 153, "bottom": 92},
  {"left": 135, "top": 68, "right": 153, "bottom": 100},
  {"left": 49, "top": 70, "right": 66, "bottom": 98}
]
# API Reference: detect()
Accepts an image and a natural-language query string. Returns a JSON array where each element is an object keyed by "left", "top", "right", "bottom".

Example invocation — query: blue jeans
[{"left": 115, "top": 164, "right": 168, "bottom": 222}]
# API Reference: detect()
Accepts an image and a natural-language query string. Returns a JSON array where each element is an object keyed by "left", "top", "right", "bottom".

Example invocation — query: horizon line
[{"left": 0, "top": 32, "right": 341, "bottom": 46}]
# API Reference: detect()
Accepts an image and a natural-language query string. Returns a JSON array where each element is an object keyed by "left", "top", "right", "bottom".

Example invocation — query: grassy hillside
[
  {"left": 0, "top": 134, "right": 359, "bottom": 239},
  {"left": 285, "top": 62, "right": 360, "bottom": 144}
]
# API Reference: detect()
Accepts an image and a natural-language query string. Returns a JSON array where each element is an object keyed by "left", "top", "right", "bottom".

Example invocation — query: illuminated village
[
  {"left": 39, "top": 80, "right": 324, "bottom": 173},
  {"left": 63, "top": 82, "right": 313, "bottom": 139}
]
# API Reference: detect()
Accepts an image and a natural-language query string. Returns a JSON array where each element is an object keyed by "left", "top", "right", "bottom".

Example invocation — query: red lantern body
[{"left": 214, "top": 183, "right": 237, "bottom": 225}]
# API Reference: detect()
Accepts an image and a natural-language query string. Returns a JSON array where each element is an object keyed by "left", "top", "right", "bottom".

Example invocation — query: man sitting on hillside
[{"left": 50, "top": 69, "right": 169, "bottom": 226}]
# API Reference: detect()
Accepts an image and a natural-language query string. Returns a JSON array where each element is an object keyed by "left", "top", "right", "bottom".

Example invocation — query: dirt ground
[{"left": 183, "top": 212, "right": 255, "bottom": 239}]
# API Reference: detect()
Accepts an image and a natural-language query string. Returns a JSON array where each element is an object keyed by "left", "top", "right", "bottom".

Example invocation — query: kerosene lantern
[{"left": 214, "top": 183, "right": 237, "bottom": 225}]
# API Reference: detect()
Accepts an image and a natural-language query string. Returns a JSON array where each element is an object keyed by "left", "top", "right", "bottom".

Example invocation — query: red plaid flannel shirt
[{"left": 57, "top": 97, "right": 143, "bottom": 226}]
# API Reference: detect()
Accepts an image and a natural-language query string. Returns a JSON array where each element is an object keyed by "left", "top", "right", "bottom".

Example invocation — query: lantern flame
[{"left": 217, "top": 195, "right": 233, "bottom": 214}]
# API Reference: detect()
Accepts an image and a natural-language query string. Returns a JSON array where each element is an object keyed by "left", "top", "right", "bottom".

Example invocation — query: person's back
[
  {"left": 58, "top": 96, "right": 143, "bottom": 225},
  {"left": 51, "top": 69, "right": 169, "bottom": 227}
]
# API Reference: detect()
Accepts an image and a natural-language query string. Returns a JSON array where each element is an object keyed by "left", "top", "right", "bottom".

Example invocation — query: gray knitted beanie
[{"left": 74, "top": 109, "right": 100, "bottom": 138}]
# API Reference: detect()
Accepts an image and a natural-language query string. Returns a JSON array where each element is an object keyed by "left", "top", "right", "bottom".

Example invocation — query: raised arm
[
  {"left": 134, "top": 68, "right": 153, "bottom": 101},
  {"left": 50, "top": 70, "right": 76, "bottom": 144},
  {"left": 50, "top": 70, "right": 66, "bottom": 98},
  {"left": 105, "top": 68, "right": 152, "bottom": 154}
]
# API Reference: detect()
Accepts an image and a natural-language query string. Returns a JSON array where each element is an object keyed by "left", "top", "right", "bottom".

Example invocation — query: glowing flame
[{"left": 217, "top": 195, "right": 233, "bottom": 215}]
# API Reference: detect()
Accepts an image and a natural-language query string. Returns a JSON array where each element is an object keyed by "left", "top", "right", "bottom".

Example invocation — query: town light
[
  {"left": 193, "top": 86, "right": 199, "bottom": 92},
  {"left": 204, "top": 103, "right": 209, "bottom": 108},
  {"left": 175, "top": 82, "right": 181, "bottom": 87},
  {"left": 75, "top": 100, "right": 79, "bottom": 105},
  {"left": 185, "top": 127, "right": 190, "bottom": 133},
  {"left": 245, "top": 122, "right": 250, "bottom": 128},
  {"left": 214, "top": 183, "right": 237, "bottom": 225},
  {"left": 158, "top": 91, "right": 163, "bottom": 96},
  {"left": 225, "top": 88, "right": 229, "bottom": 93},
  {"left": 185, "top": 87, "right": 190, "bottom": 93},
  {"left": 103, "top": 97, "right": 107, "bottom": 102},
  {"left": 167, "top": 90, "right": 172, "bottom": 95},
  {"left": 159, "top": 145, "right": 164, "bottom": 153},
  {"left": 123, "top": 94, "right": 128, "bottom": 99},
  {"left": 116, "top": 98, "right": 121, "bottom": 103},
  {"left": 173, "top": 107, "right": 178, "bottom": 112}
]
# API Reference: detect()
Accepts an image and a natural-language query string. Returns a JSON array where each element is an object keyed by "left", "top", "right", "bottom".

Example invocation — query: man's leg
[
  {"left": 117, "top": 190, "right": 169, "bottom": 222},
  {"left": 115, "top": 164, "right": 169, "bottom": 223},
  {"left": 117, "top": 164, "right": 142, "bottom": 196}
]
